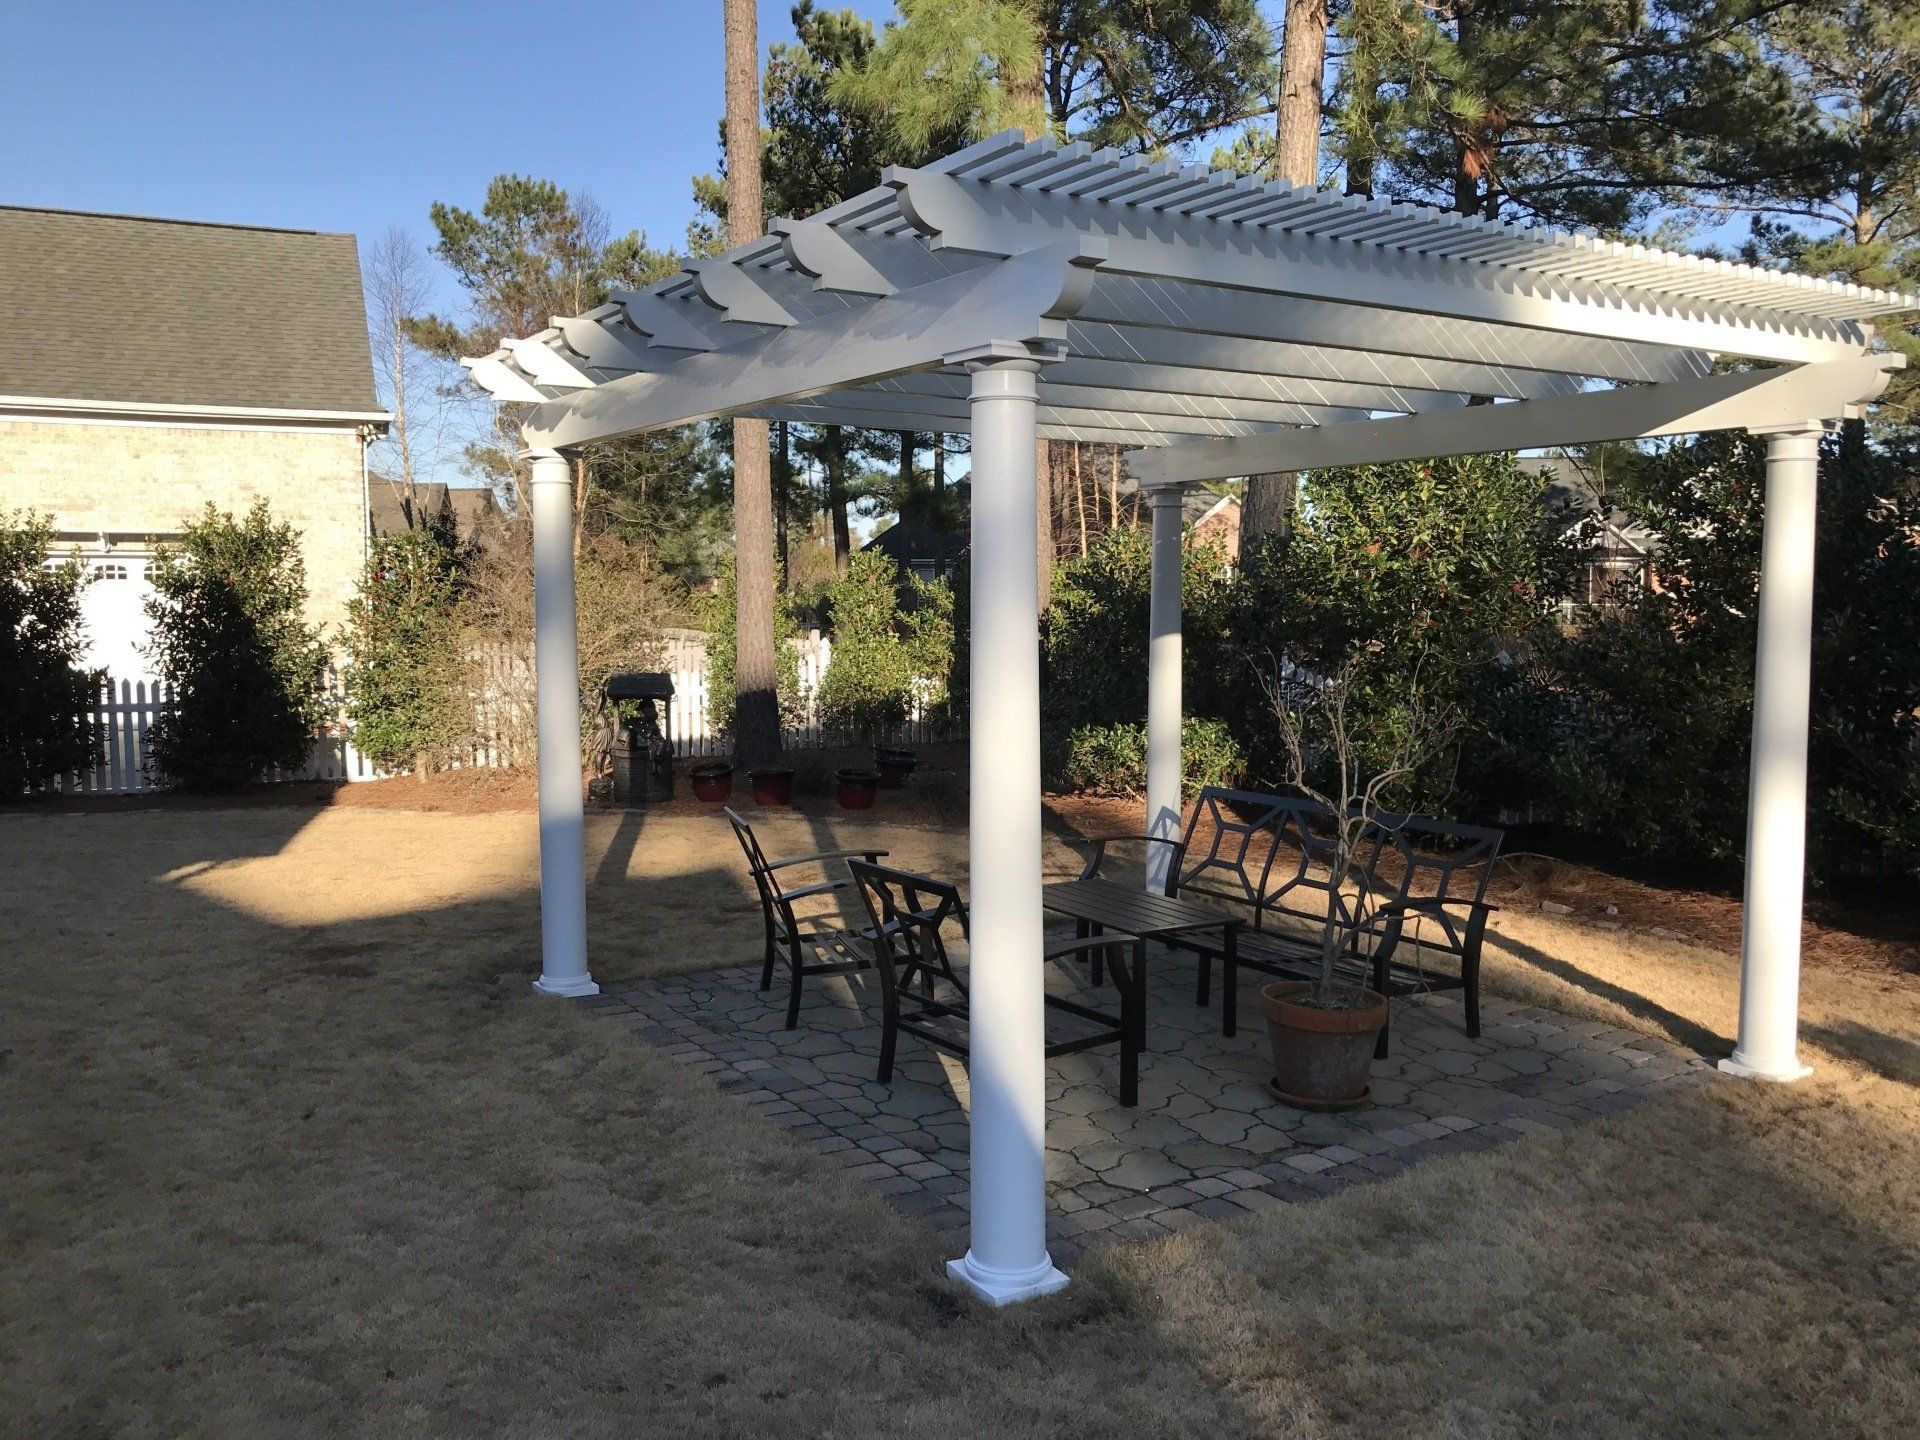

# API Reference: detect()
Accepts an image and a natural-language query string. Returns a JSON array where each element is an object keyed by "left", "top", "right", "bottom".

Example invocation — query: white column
[
  {"left": 1722, "top": 427, "right": 1823, "bottom": 1081},
  {"left": 951, "top": 354, "right": 1066, "bottom": 1306},
  {"left": 527, "top": 450, "right": 597, "bottom": 998},
  {"left": 1145, "top": 485, "right": 1186, "bottom": 893}
]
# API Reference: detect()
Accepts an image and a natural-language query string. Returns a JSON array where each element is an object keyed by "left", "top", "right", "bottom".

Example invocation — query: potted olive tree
[{"left": 1258, "top": 648, "right": 1460, "bottom": 1109}]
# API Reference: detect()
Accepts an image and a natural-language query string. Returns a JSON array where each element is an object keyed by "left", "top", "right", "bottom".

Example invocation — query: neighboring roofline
[
  {"left": 0, "top": 203, "right": 348, "bottom": 239},
  {"left": 0, "top": 393, "right": 391, "bottom": 428},
  {"left": 1189, "top": 493, "right": 1237, "bottom": 528}
]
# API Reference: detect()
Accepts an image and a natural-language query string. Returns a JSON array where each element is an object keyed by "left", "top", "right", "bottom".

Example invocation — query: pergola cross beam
[{"left": 1129, "top": 354, "right": 1908, "bottom": 486}]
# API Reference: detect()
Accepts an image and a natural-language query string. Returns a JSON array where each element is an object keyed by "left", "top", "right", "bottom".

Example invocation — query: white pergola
[{"left": 466, "top": 133, "right": 1917, "bottom": 1306}]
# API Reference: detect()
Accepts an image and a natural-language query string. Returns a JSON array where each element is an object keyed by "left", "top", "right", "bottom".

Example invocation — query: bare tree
[
  {"left": 364, "top": 228, "right": 458, "bottom": 525},
  {"left": 724, "top": 0, "right": 783, "bottom": 766},
  {"left": 1241, "top": 0, "right": 1329, "bottom": 564},
  {"left": 1264, "top": 648, "right": 1460, "bottom": 1005}
]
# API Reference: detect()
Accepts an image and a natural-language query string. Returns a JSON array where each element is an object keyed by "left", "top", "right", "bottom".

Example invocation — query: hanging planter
[
  {"left": 749, "top": 767, "right": 795, "bottom": 806},
  {"left": 874, "top": 746, "right": 918, "bottom": 789},
  {"left": 835, "top": 768, "right": 881, "bottom": 811},
  {"left": 1259, "top": 981, "right": 1388, "bottom": 1111},
  {"left": 689, "top": 761, "right": 734, "bottom": 803}
]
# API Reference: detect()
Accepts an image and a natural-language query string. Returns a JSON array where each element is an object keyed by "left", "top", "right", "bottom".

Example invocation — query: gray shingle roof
[{"left": 0, "top": 206, "right": 382, "bottom": 415}]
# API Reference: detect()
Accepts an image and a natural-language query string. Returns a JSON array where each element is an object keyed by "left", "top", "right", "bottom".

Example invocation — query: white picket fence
[
  {"left": 53, "top": 673, "right": 380, "bottom": 796},
  {"left": 55, "top": 631, "right": 955, "bottom": 794},
  {"left": 658, "top": 629, "right": 955, "bottom": 758}
]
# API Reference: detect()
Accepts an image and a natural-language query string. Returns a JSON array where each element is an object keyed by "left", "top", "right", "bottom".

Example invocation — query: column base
[
  {"left": 947, "top": 1251, "right": 1069, "bottom": 1307},
  {"left": 1718, "top": 1052, "right": 1812, "bottom": 1082},
  {"left": 532, "top": 973, "right": 601, "bottom": 999}
]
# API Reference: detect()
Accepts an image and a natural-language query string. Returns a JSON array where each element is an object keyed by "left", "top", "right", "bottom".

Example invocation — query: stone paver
[{"left": 592, "top": 943, "right": 1713, "bottom": 1260}]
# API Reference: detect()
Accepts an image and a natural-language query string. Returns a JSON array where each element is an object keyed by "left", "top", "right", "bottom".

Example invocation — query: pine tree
[
  {"left": 724, "top": 0, "right": 785, "bottom": 768},
  {"left": 414, "top": 175, "right": 693, "bottom": 548}
]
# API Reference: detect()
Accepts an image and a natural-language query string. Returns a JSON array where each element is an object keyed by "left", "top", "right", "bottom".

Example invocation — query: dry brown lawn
[{"left": 3, "top": 796, "right": 1917, "bottom": 1438}]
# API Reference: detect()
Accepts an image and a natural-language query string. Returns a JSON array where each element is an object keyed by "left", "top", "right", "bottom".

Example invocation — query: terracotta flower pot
[
  {"left": 1258, "top": 980, "right": 1388, "bottom": 1111},
  {"left": 689, "top": 761, "right": 733, "bottom": 803},
  {"left": 749, "top": 767, "right": 795, "bottom": 806},
  {"left": 835, "top": 768, "right": 881, "bottom": 811},
  {"left": 874, "top": 747, "right": 917, "bottom": 789}
]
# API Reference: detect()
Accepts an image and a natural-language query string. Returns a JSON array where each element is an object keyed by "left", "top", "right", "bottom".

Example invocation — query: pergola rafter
[{"left": 463, "top": 131, "right": 1919, "bottom": 1310}]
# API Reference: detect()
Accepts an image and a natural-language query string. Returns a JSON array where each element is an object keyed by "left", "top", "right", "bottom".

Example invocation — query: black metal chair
[
  {"left": 847, "top": 860, "right": 1145, "bottom": 1106},
  {"left": 724, "top": 807, "right": 886, "bottom": 1029}
]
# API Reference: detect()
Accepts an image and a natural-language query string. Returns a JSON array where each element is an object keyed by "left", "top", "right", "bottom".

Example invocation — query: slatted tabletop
[
  {"left": 1042, "top": 878, "right": 1243, "bottom": 940},
  {"left": 1045, "top": 877, "right": 1248, "bottom": 1038}
]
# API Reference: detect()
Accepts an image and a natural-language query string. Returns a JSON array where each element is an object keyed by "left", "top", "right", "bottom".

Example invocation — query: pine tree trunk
[
  {"left": 724, "top": 0, "right": 781, "bottom": 766},
  {"left": 1036, "top": 439, "right": 1052, "bottom": 614},
  {"left": 825, "top": 426, "right": 851, "bottom": 572},
  {"left": 1073, "top": 442, "right": 1088, "bottom": 555},
  {"left": 1274, "top": 0, "right": 1327, "bottom": 188},
  {"left": 774, "top": 419, "right": 790, "bottom": 586},
  {"left": 1247, "top": 0, "right": 1327, "bottom": 566},
  {"left": 1239, "top": 471, "right": 1296, "bottom": 569},
  {"left": 1453, "top": 0, "right": 1480, "bottom": 215},
  {"left": 572, "top": 455, "right": 589, "bottom": 561},
  {"left": 932, "top": 436, "right": 947, "bottom": 577}
]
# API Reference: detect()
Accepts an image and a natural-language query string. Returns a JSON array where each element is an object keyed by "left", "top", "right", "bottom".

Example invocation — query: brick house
[{"left": 0, "top": 206, "right": 387, "bottom": 679}]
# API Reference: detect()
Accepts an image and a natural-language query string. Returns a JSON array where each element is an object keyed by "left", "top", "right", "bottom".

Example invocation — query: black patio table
[{"left": 1042, "top": 877, "right": 1245, "bottom": 1043}]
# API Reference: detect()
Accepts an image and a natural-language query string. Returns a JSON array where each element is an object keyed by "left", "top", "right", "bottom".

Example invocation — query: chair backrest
[
  {"left": 1360, "top": 812, "right": 1505, "bottom": 958},
  {"left": 1252, "top": 794, "right": 1351, "bottom": 929},
  {"left": 1171, "top": 787, "right": 1300, "bottom": 909},
  {"left": 724, "top": 806, "right": 781, "bottom": 913},
  {"left": 847, "top": 860, "right": 969, "bottom": 1006}
]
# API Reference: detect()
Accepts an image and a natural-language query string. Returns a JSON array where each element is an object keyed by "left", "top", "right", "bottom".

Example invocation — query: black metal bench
[{"left": 1075, "top": 786, "right": 1503, "bottom": 1046}]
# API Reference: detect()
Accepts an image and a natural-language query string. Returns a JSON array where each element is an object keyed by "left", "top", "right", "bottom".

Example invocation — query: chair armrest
[
  {"left": 779, "top": 877, "right": 852, "bottom": 904},
  {"left": 756, "top": 848, "right": 887, "bottom": 874},
  {"left": 1071, "top": 833, "right": 1187, "bottom": 882}
]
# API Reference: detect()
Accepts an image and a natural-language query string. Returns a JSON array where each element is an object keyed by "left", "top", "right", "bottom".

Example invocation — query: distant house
[
  {"left": 863, "top": 498, "right": 969, "bottom": 583},
  {"left": 1518, "top": 453, "right": 1655, "bottom": 609},
  {"left": 0, "top": 205, "right": 387, "bottom": 678},
  {"left": 368, "top": 477, "right": 502, "bottom": 549},
  {"left": 1185, "top": 490, "right": 1241, "bottom": 563}
]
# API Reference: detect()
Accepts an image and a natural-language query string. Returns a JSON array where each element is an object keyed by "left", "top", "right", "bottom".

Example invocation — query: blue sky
[{"left": 3, "top": 1, "right": 897, "bottom": 311}]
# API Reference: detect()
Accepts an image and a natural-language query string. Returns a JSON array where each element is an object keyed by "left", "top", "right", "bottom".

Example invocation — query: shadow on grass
[
  {"left": 1483, "top": 927, "right": 1731, "bottom": 1059},
  {"left": 1802, "top": 1017, "right": 1920, "bottom": 1088},
  {"left": 2, "top": 797, "right": 1278, "bottom": 1438}
]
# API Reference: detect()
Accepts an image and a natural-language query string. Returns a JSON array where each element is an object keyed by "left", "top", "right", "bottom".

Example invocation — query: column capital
[
  {"left": 1747, "top": 422, "right": 1834, "bottom": 441},
  {"left": 523, "top": 448, "right": 572, "bottom": 484},
  {"left": 944, "top": 339, "right": 1064, "bottom": 371},
  {"left": 1143, "top": 483, "right": 1190, "bottom": 510},
  {"left": 519, "top": 444, "right": 570, "bottom": 465}
]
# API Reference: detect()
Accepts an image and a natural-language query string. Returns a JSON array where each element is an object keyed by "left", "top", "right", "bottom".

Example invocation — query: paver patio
[{"left": 590, "top": 947, "right": 1715, "bottom": 1267}]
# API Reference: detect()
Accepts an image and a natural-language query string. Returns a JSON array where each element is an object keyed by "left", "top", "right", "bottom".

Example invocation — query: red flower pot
[
  {"left": 749, "top": 767, "right": 794, "bottom": 806},
  {"left": 689, "top": 762, "right": 733, "bottom": 803},
  {"left": 874, "top": 747, "right": 917, "bottom": 789},
  {"left": 836, "top": 768, "right": 881, "bottom": 811}
]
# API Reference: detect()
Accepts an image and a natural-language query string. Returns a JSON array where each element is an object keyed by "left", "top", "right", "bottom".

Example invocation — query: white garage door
[{"left": 71, "top": 553, "right": 158, "bottom": 682}]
